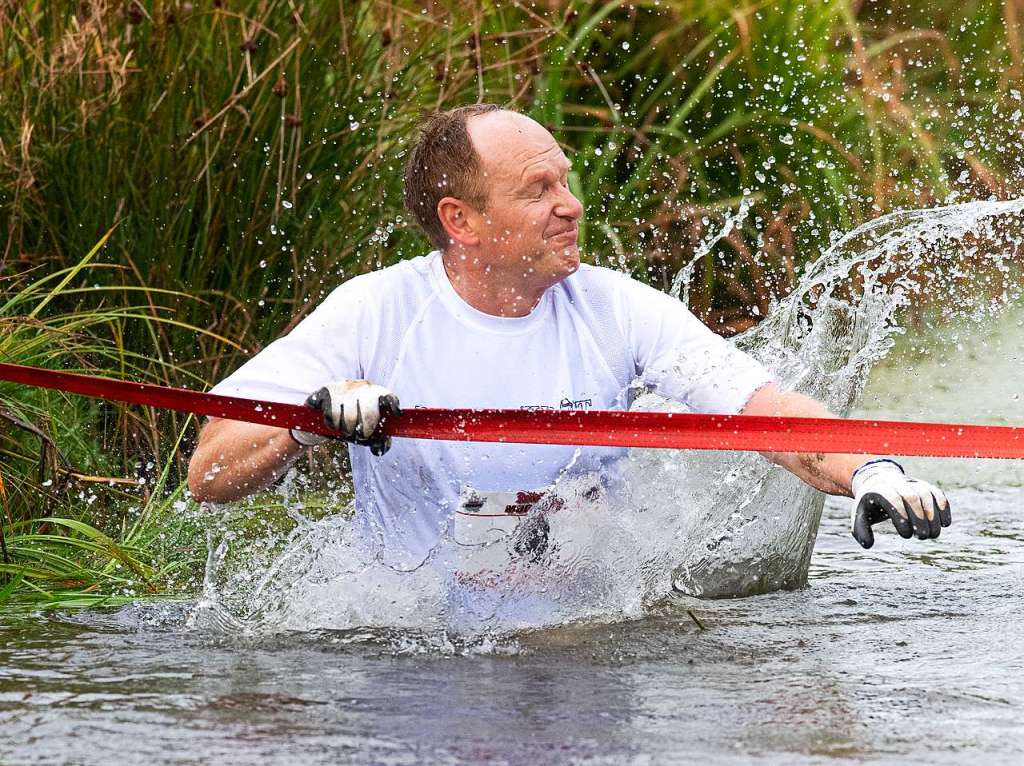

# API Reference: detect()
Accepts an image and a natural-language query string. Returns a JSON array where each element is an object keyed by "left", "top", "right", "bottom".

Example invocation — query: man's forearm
[
  {"left": 765, "top": 448, "right": 862, "bottom": 497},
  {"left": 187, "top": 419, "right": 305, "bottom": 503},
  {"left": 741, "top": 384, "right": 864, "bottom": 496}
]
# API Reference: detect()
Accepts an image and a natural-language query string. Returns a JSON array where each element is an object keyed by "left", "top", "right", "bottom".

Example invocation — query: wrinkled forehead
[{"left": 467, "top": 112, "right": 570, "bottom": 187}]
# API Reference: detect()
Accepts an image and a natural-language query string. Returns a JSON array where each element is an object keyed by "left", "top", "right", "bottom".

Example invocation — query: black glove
[
  {"left": 289, "top": 381, "right": 400, "bottom": 456},
  {"left": 850, "top": 458, "right": 952, "bottom": 548}
]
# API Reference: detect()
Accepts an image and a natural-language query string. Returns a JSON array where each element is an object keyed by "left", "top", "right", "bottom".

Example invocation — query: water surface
[{"left": 2, "top": 487, "right": 1022, "bottom": 765}]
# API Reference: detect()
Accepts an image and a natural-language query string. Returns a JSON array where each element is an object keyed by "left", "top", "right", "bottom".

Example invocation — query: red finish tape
[{"left": 2, "top": 362, "right": 1023, "bottom": 459}]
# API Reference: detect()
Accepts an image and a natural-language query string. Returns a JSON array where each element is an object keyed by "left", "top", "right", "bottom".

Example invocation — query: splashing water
[{"left": 191, "top": 198, "right": 1024, "bottom": 638}]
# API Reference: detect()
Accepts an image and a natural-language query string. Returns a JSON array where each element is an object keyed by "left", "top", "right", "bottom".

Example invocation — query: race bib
[{"left": 451, "top": 487, "right": 563, "bottom": 582}]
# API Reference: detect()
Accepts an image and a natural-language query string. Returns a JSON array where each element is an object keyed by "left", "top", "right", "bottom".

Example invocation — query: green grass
[{"left": 0, "top": 230, "right": 224, "bottom": 605}]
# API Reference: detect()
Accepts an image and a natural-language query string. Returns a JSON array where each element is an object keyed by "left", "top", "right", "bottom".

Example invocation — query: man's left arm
[
  {"left": 606, "top": 275, "right": 951, "bottom": 548},
  {"left": 741, "top": 384, "right": 860, "bottom": 495},
  {"left": 742, "top": 383, "right": 952, "bottom": 548}
]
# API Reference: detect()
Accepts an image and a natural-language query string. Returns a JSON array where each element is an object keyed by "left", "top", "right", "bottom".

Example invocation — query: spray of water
[{"left": 189, "top": 198, "right": 1024, "bottom": 638}]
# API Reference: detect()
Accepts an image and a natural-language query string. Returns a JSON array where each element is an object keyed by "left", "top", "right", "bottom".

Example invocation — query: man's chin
[
  {"left": 556, "top": 245, "right": 581, "bottom": 274},
  {"left": 534, "top": 245, "right": 580, "bottom": 285}
]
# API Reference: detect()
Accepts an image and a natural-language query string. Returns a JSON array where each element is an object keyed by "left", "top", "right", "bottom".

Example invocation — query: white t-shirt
[{"left": 211, "top": 251, "right": 772, "bottom": 564}]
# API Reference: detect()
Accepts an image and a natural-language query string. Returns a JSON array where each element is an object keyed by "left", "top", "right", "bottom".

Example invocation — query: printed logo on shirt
[
  {"left": 503, "top": 490, "right": 544, "bottom": 516},
  {"left": 520, "top": 396, "right": 593, "bottom": 412},
  {"left": 559, "top": 396, "right": 593, "bottom": 410}
]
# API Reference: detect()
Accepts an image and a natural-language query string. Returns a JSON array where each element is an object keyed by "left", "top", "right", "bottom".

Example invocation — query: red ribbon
[{"left": 2, "top": 362, "right": 1023, "bottom": 458}]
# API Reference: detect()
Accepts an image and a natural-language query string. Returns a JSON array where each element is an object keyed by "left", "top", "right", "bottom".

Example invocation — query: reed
[
  {"left": 4, "top": 2, "right": 1020, "bottom": 344},
  {"left": 0, "top": 233, "right": 229, "bottom": 604}
]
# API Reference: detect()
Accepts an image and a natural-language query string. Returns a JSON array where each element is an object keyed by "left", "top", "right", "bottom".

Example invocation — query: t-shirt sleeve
[
  {"left": 614, "top": 275, "right": 773, "bottom": 414},
  {"left": 209, "top": 280, "right": 374, "bottom": 405}
]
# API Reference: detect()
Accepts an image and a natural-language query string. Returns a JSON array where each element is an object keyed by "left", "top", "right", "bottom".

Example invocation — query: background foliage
[{"left": 1, "top": 0, "right": 1022, "bottom": 602}]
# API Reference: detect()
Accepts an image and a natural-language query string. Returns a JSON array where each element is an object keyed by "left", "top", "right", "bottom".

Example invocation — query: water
[
  {"left": 186, "top": 198, "right": 1024, "bottom": 628},
  {"left": 2, "top": 492, "right": 1023, "bottom": 764},
  {"left": 3, "top": 199, "right": 1024, "bottom": 762}
]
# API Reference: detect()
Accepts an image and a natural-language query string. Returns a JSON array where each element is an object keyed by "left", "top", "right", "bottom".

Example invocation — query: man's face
[{"left": 465, "top": 112, "right": 584, "bottom": 286}]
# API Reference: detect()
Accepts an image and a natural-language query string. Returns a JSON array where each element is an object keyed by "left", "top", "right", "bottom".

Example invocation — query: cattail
[
  {"left": 125, "top": 1, "right": 144, "bottom": 25},
  {"left": 240, "top": 38, "right": 258, "bottom": 53},
  {"left": 434, "top": 59, "right": 447, "bottom": 82},
  {"left": 272, "top": 76, "right": 287, "bottom": 98},
  {"left": 381, "top": 26, "right": 392, "bottom": 47}
]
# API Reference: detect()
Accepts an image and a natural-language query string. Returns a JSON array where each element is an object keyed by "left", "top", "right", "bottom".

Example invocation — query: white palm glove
[
  {"left": 850, "top": 458, "right": 952, "bottom": 549},
  {"left": 289, "top": 381, "right": 400, "bottom": 456}
]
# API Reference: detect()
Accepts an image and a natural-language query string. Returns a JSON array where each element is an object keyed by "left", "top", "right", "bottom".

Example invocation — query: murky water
[
  {"left": 2, "top": 489, "right": 1023, "bottom": 765},
  {"left": 3, "top": 200, "right": 1024, "bottom": 763}
]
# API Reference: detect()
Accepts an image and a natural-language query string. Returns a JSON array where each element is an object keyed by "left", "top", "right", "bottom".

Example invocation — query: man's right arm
[
  {"left": 187, "top": 418, "right": 304, "bottom": 504},
  {"left": 187, "top": 380, "right": 400, "bottom": 504}
]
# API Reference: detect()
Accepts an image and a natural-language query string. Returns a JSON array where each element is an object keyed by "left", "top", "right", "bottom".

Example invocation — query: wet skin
[{"left": 437, "top": 111, "right": 584, "bottom": 317}]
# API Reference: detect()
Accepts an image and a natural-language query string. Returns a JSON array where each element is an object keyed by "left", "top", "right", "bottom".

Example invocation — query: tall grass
[
  {"left": 1, "top": 0, "right": 523, "bottom": 377},
  {"left": 0, "top": 0, "right": 1022, "bottom": 602},
  {"left": 528, "top": 0, "right": 1023, "bottom": 329},
  {"left": 5, "top": 2, "right": 1020, "bottom": 344},
  {"left": 0, "top": 233, "right": 230, "bottom": 604}
]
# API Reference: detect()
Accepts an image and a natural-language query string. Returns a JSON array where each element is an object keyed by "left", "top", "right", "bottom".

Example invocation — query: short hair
[{"left": 403, "top": 103, "right": 504, "bottom": 251}]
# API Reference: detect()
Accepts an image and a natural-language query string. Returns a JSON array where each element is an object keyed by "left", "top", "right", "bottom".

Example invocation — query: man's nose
[{"left": 555, "top": 186, "right": 584, "bottom": 221}]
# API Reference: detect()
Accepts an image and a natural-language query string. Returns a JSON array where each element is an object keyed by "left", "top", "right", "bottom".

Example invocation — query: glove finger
[
  {"left": 871, "top": 489, "right": 914, "bottom": 539},
  {"left": 852, "top": 493, "right": 900, "bottom": 548},
  {"left": 350, "top": 399, "right": 366, "bottom": 439},
  {"left": 928, "top": 504, "right": 941, "bottom": 539},
  {"left": 935, "top": 489, "right": 953, "bottom": 528},
  {"left": 852, "top": 495, "right": 879, "bottom": 549},
  {"left": 360, "top": 394, "right": 385, "bottom": 438},
  {"left": 366, "top": 395, "right": 401, "bottom": 455},
  {"left": 370, "top": 435, "right": 392, "bottom": 457},
  {"left": 869, "top": 484, "right": 915, "bottom": 540},
  {"left": 916, "top": 488, "right": 942, "bottom": 539},
  {"left": 379, "top": 393, "right": 401, "bottom": 419},
  {"left": 307, "top": 387, "right": 336, "bottom": 430},
  {"left": 310, "top": 391, "right": 344, "bottom": 436},
  {"left": 340, "top": 397, "right": 361, "bottom": 437},
  {"left": 305, "top": 387, "right": 327, "bottom": 410},
  {"left": 315, "top": 387, "right": 350, "bottom": 435},
  {"left": 902, "top": 493, "right": 931, "bottom": 540},
  {"left": 914, "top": 487, "right": 936, "bottom": 522},
  {"left": 364, "top": 395, "right": 398, "bottom": 453}
]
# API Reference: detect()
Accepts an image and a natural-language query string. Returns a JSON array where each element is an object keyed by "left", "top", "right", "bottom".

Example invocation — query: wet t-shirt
[{"left": 210, "top": 251, "right": 772, "bottom": 565}]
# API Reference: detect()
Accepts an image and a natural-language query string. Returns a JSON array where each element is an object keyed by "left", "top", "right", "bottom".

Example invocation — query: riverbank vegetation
[{"left": 1, "top": 0, "right": 1022, "bottom": 604}]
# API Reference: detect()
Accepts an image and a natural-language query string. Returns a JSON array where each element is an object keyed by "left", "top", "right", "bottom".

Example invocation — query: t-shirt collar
[{"left": 429, "top": 251, "right": 552, "bottom": 334}]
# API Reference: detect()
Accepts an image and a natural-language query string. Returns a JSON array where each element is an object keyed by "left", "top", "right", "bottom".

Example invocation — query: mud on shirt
[{"left": 210, "top": 252, "right": 773, "bottom": 565}]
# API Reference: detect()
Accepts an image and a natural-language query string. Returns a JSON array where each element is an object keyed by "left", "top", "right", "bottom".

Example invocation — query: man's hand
[
  {"left": 290, "top": 380, "right": 401, "bottom": 456},
  {"left": 850, "top": 458, "right": 952, "bottom": 548}
]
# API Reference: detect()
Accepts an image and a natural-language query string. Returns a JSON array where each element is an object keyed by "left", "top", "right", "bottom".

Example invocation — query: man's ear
[{"left": 437, "top": 197, "right": 481, "bottom": 248}]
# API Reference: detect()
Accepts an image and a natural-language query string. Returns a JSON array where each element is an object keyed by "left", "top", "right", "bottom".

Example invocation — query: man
[{"left": 188, "top": 104, "right": 951, "bottom": 571}]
